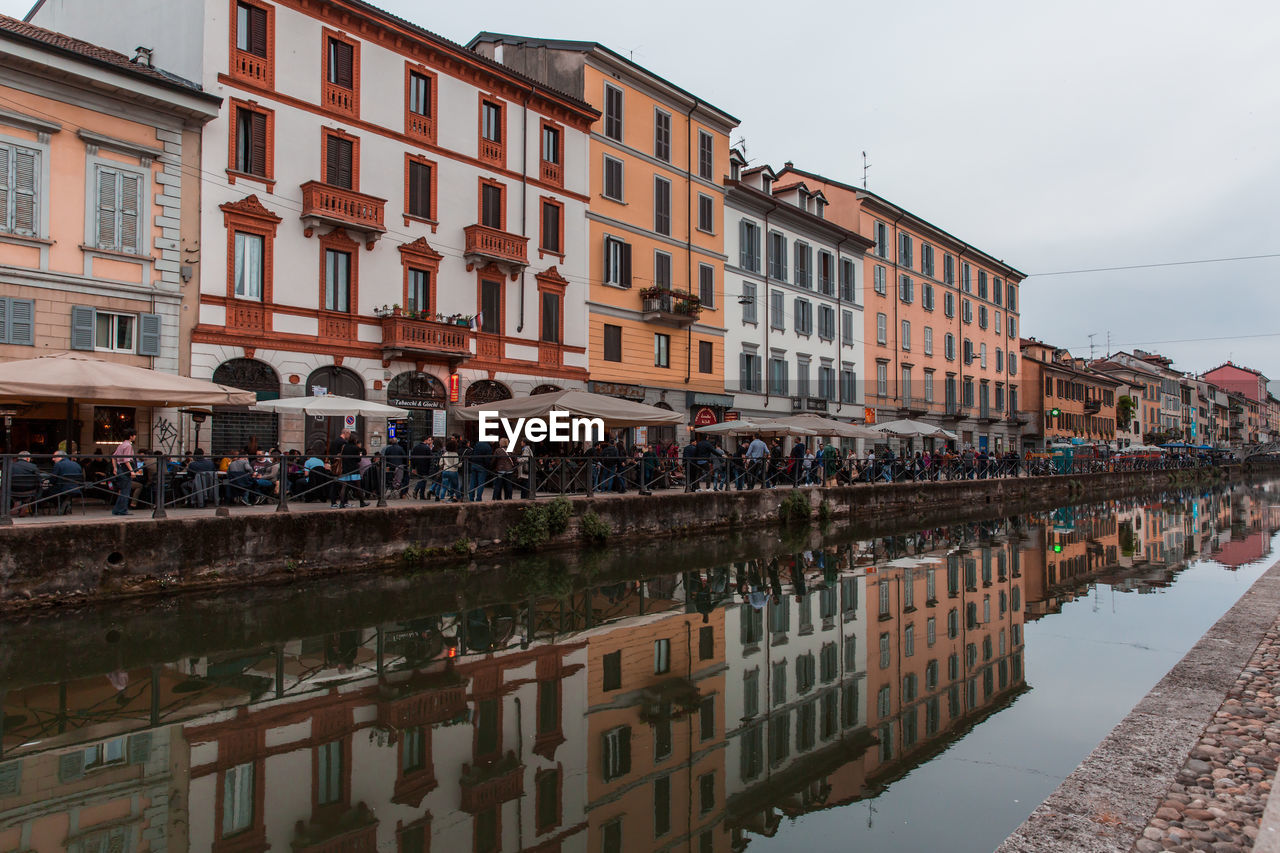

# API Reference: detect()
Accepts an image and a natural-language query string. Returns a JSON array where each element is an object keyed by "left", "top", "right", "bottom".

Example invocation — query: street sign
[
  {"left": 343, "top": 415, "right": 356, "bottom": 429},
  {"left": 387, "top": 422, "right": 397, "bottom": 440},
  {"left": 693, "top": 407, "right": 718, "bottom": 427}
]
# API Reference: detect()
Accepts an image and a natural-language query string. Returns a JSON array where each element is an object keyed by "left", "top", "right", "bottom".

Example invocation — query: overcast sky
[{"left": 8, "top": 0, "right": 1280, "bottom": 379}]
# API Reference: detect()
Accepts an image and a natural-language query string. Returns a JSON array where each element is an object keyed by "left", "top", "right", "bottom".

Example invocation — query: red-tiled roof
[{"left": 0, "top": 14, "right": 213, "bottom": 98}]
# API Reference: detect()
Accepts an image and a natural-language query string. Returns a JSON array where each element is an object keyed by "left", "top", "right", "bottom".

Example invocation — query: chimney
[{"left": 132, "top": 46, "right": 154, "bottom": 68}]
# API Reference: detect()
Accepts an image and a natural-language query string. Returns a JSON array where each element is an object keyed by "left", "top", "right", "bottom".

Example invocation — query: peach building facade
[
  {"left": 0, "top": 15, "right": 219, "bottom": 453},
  {"left": 776, "top": 167, "right": 1026, "bottom": 452}
]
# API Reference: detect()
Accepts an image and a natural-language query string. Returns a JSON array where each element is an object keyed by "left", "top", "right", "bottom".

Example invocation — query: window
[
  {"left": 741, "top": 282, "right": 757, "bottom": 324},
  {"left": 654, "top": 638, "right": 671, "bottom": 674},
  {"left": 994, "top": 310, "right": 1002, "bottom": 336},
  {"left": 874, "top": 221, "right": 888, "bottom": 257},
  {"left": 93, "top": 311, "right": 136, "bottom": 353},
  {"left": 698, "top": 129, "right": 713, "bottom": 179},
  {"left": 324, "top": 248, "right": 351, "bottom": 312},
  {"left": 0, "top": 297, "right": 33, "bottom": 346},
  {"left": 977, "top": 270, "right": 988, "bottom": 299},
  {"left": 840, "top": 258, "right": 856, "bottom": 301},
  {"left": 327, "top": 37, "right": 354, "bottom": 88},
  {"left": 924, "top": 370, "right": 934, "bottom": 403},
  {"left": 874, "top": 265, "right": 887, "bottom": 295},
  {"left": 996, "top": 348, "right": 1004, "bottom": 373},
  {"left": 401, "top": 725, "right": 427, "bottom": 773},
  {"left": 603, "top": 236, "right": 631, "bottom": 287},
  {"left": 898, "top": 232, "right": 913, "bottom": 268},
  {"left": 325, "top": 133, "right": 354, "bottom": 189},
  {"left": 876, "top": 313, "right": 887, "bottom": 345},
  {"left": 901, "top": 320, "right": 911, "bottom": 351},
  {"left": 876, "top": 362, "right": 888, "bottom": 396},
  {"left": 1009, "top": 353, "right": 1018, "bottom": 375},
  {"left": 923, "top": 326, "right": 933, "bottom": 356},
  {"left": 739, "top": 349, "right": 762, "bottom": 392},
  {"left": 768, "top": 232, "right": 788, "bottom": 280},
  {"left": 921, "top": 243, "right": 934, "bottom": 276},
  {"left": 923, "top": 282, "right": 935, "bottom": 311},
  {"left": 654, "top": 109, "right": 671, "bottom": 161},
  {"left": 232, "top": 105, "right": 269, "bottom": 179},
  {"left": 796, "top": 357, "right": 809, "bottom": 398},
  {"left": 818, "top": 305, "right": 835, "bottom": 340},
  {"left": 654, "top": 176, "right": 671, "bottom": 235},
  {"left": 841, "top": 368, "right": 857, "bottom": 403},
  {"left": 944, "top": 291, "right": 955, "bottom": 318},
  {"left": 819, "top": 364, "right": 835, "bottom": 400},
  {"left": 480, "top": 279, "right": 501, "bottom": 334},
  {"left": 979, "top": 305, "right": 988, "bottom": 329},
  {"left": 794, "top": 241, "right": 812, "bottom": 288},
  {"left": 842, "top": 309, "right": 854, "bottom": 343},
  {"left": 993, "top": 276, "right": 1003, "bottom": 306},
  {"left": 603, "top": 726, "right": 631, "bottom": 780},
  {"left": 93, "top": 166, "right": 142, "bottom": 253},
  {"left": 317, "top": 740, "right": 343, "bottom": 805},
  {"left": 1007, "top": 282, "right": 1017, "bottom": 310},
  {"left": 603, "top": 155, "right": 624, "bottom": 201},
  {"left": 1008, "top": 315, "right": 1017, "bottom": 338},
  {"left": 980, "top": 342, "right": 988, "bottom": 369},
  {"left": 0, "top": 143, "right": 39, "bottom": 237},
  {"left": 769, "top": 357, "right": 788, "bottom": 396},
  {"left": 877, "top": 685, "right": 891, "bottom": 718},
  {"left": 406, "top": 69, "right": 433, "bottom": 139},
  {"left": 699, "top": 263, "right": 715, "bottom": 308},
  {"left": 739, "top": 220, "right": 761, "bottom": 271},
  {"left": 542, "top": 124, "right": 561, "bottom": 166},
  {"left": 904, "top": 624, "right": 915, "bottom": 658},
  {"left": 481, "top": 100, "right": 502, "bottom": 142},
  {"left": 235, "top": 1, "right": 268, "bottom": 56},
  {"left": 603, "top": 83, "right": 624, "bottom": 140},
  {"left": 794, "top": 298, "right": 812, "bottom": 335},
  {"left": 818, "top": 251, "right": 834, "bottom": 295},
  {"left": 899, "top": 275, "right": 913, "bottom": 303},
  {"left": 222, "top": 762, "right": 255, "bottom": 837},
  {"left": 947, "top": 609, "right": 959, "bottom": 638},
  {"left": 962, "top": 262, "right": 972, "bottom": 292},
  {"left": 480, "top": 181, "right": 503, "bottom": 229},
  {"left": 603, "top": 324, "right": 622, "bottom": 362},
  {"left": 230, "top": 231, "right": 266, "bottom": 300},
  {"left": 540, "top": 290, "right": 561, "bottom": 344},
  {"left": 927, "top": 617, "right": 937, "bottom": 648},
  {"left": 540, "top": 199, "right": 562, "bottom": 254},
  {"left": 698, "top": 340, "right": 713, "bottom": 375},
  {"left": 697, "top": 193, "right": 714, "bottom": 232},
  {"left": 406, "top": 158, "right": 433, "bottom": 220},
  {"left": 654, "top": 251, "right": 672, "bottom": 289},
  {"left": 83, "top": 737, "right": 126, "bottom": 770},
  {"left": 945, "top": 334, "right": 955, "bottom": 361},
  {"left": 654, "top": 333, "right": 670, "bottom": 368},
  {"left": 770, "top": 290, "right": 785, "bottom": 330},
  {"left": 603, "top": 650, "right": 621, "bottom": 690}
]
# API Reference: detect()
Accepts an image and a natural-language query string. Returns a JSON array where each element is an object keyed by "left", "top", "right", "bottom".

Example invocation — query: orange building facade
[
  {"left": 776, "top": 167, "right": 1026, "bottom": 452},
  {"left": 471, "top": 35, "right": 740, "bottom": 441},
  {"left": 1019, "top": 339, "right": 1120, "bottom": 448}
]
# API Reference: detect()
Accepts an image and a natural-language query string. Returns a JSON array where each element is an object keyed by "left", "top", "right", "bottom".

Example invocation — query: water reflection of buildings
[{"left": 4, "top": 489, "right": 1278, "bottom": 852}]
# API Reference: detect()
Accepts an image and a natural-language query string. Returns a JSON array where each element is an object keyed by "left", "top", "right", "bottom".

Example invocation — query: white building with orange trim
[{"left": 31, "top": 0, "right": 597, "bottom": 452}]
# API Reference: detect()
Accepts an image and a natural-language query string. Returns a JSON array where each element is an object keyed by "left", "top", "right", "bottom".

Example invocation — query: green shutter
[
  {"left": 119, "top": 172, "right": 140, "bottom": 252},
  {"left": 13, "top": 147, "right": 36, "bottom": 235},
  {"left": 58, "top": 751, "right": 85, "bottom": 782},
  {"left": 739, "top": 220, "right": 748, "bottom": 269},
  {"left": 96, "top": 166, "right": 118, "bottom": 249},
  {"left": 128, "top": 732, "right": 153, "bottom": 765},
  {"left": 70, "top": 305, "right": 95, "bottom": 351},
  {"left": 138, "top": 313, "right": 161, "bottom": 357},
  {"left": 9, "top": 298, "right": 33, "bottom": 346},
  {"left": 0, "top": 146, "right": 8, "bottom": 228}
]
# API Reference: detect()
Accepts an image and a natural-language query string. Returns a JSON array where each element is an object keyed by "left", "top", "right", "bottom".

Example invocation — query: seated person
[
  {"left": 48, "top": 450, "right": 84, "bottom": 514},
  {"left": 183, "top": 448, "right": 217, "bottom": 505},
  {"left": 9, "top": 450, "right": 43, "bottom": 513},
  {"left": 226, "top": 451, "right": 255, "bottom": 504}
]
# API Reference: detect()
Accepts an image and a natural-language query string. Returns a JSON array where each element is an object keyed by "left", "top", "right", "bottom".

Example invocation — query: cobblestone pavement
[{"left": 1134, "top": 624, "right": 1280, "bottom": 853}]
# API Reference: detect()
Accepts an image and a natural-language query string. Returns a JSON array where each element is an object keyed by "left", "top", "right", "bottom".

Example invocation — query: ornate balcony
[
  {"left": 380, "top": 313, "right": 472, "bottom": 363},
  {"left": 292, "top": 803, "right": 377, "bottom": 853},
  {"left": 463, "top": 224, "right": 528, "bottom": 280},
  {"left": 1084, "top": 399, "right": 1102, "bottom": 414},
  {"left": 226, "top": 300, "right": 266, "bottom": 333},
  {"left": 319, "top": 312, "right": 355, "bottom": 343},
  {"left": 479, "top": 137, "right": 504, "bottom": 167},
  {"left": 540, "top": 159, "right": 562, "bottom": 186},
  {"left": 538, "top": 342, "right": 563, "bottom": 369},
  {"left": 943, "top": 404, "right": 970, "bottom": 421},
  {"left": 376, "top": 670, "right": 469, "bottom": 730},
  {"left": 231, "top": 48, "right": 271, "bottom": 87},
  {"left": 300, "top": 181, "right": 386, "bottom": 248},
  {"left": 459, "top": 751, "right": 523, "bottom": 814},
  {"left": 640, "top": 288, "right": 701, "bottom": 328}
]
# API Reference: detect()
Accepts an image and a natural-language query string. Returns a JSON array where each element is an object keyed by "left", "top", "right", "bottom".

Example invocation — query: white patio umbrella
[
  {"left": 762, "top": 413, "right": 882, "bottom": 440},
  {"left": 696, "top": 419, "right": 816, "bottom": 438},
  {"left": 872, "top": 418, "right": 949, "bottom": 438},
  {"left": 251, "top": 394, "right": 411, "bottom": 418},
  {"left": 454, "top": 389, "right": 683, "bottom": 428}
]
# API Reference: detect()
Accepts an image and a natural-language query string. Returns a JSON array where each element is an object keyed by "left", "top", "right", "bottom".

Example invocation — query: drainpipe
[
  {"left": 517, "top": 89, "right": 531, "bottom": 334},
  {"left": 684, "top": 100, "right": 697, "bottom": 387},
  {"left": 761, "top": 200, "right": 779, "bottom": 406},
  {"left": 835, "top": 236, "right": 849, "bottom": 414}
]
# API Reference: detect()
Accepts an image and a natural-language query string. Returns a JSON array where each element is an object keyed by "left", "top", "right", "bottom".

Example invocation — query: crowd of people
[{"left": 0, "top": 428, "right": 1234, "bottom": 517}]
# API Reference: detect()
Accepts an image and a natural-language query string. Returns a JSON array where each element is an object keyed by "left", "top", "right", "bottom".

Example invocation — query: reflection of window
[
  {"left": 84, "top": 737, "right": 126, "bottom": 770},
  {"left": 317, "top": 740, "right": 342, "bottom": 805},
  {"left": 95, "top": 311, "right": 136, "bottom": 353},
  {"left": 603, "top": 650, "right": 621, "bottom": 691},
  {"left": 654, "top": 775, "right": 671, "bottom": 836},
  {"left": 222, "top": 761, "right": 255, "bottom": 836},
  {"left": 401, "top": 726, "right": 425, "bottom": 772},
  {"left": 654, "top": 709, "right": 672, "bottom": 760},
  {"left": 654, "top": 638, "right": 671, "bottom": 674},
  {"left": 476, "top": 698, "right": 499, "bottom": 757}
]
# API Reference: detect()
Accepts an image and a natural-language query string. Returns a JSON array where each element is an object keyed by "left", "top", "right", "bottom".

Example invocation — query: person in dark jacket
[
  {"left": 682, "top": 439, "right": 698, "bottom": 492},
  {"left": 468, "top": 438, "right": 491, "bottom": 501},
  {"left": 383, "top": 435, "right": 408, "bottom": 497},
  {"left": 48, "top": 449, "right": 84, "bottom": 514},
  {"left": 338, "top": 434, "right": 366, "bottom": 507},
  {"left": 695, "top": 436, "right": 716, "bottom": 491},
  {"left": 410, "top": 436, "right": 435, "bottom": 499}
]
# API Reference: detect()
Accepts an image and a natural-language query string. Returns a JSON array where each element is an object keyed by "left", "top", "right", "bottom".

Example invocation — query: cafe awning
[
  {"left": 252, "top": 394, "right": 411, "bottom": 418},
  {"left": 0, "top": 352, "right": 257, "bottom": 407}
]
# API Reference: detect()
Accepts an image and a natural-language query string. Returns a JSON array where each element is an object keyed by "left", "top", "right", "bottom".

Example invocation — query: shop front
[{"left": 386, "top": 371, "right": 448, "bottom": 444}]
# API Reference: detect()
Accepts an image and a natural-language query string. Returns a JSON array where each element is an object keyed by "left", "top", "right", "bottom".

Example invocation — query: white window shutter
[
  {"left": 70, "top": 305, "right": 95, "bottom": 351},
  {"left": 96, "top": 167, "right": 118, "bottom": 249},
  {"left": 9, "top": 298, "right": 33, "bottom": 346},
  {"left": 119, "top": 172, "right": 140, "bottom": 252},
  {"left": 13, "top": 148, "right": 36, "bottom": 235}
]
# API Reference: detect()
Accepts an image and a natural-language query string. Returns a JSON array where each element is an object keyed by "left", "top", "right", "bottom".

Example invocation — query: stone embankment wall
[{"left": 0, "top": 463, "right": 1269, "bottom": 613}]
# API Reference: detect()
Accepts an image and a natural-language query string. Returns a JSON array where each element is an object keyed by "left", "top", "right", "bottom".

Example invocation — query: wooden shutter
[
  {"left": 138, "top": 313, "right": 161, "bottom": 357},
  {"left": 119, "top": 172, "right": 140, "bottom": 252},
  {"left": 739, "top": 351, "right": 748, "bottom": 392},
  {"left": 13, "top": 147, "right": 36, "bottom": 234},
  {"left": 409, "top": 161, "right": 431, "bottom": 218},
  {"left": 70, "top": 305, "right": 95, "bottom": 351},
  {"left": 326, "top": 136, "right": 352, "bottom": 188},
  {"left": 58, "top": 752, "right": 85, "bottom": 783},
  {"left": 0, "top": 146, "right": 8, "bottom": 226},
  {"left": 250, "top": 111, "right": 267, "bottom": 176},
  {"left": 8, "top": 298, "right": 33, "bottom": 346},
  {"left": 619, "top": 241, "right": 632, "bottom": 288},
  {"left": 248, "top": 4, "right": 267, "bottom": 56},
  {"left": 739, "top": 220, "right": 748, "bottom": 269},
  {"left": 128, "top": 732, "right": 153, "bottom": 764},
  {"left": 329, "top": 38, "right": 353, "bottom": 87},
  {"left": 96, "top": 167, "right": 118, "bottom": 248}
]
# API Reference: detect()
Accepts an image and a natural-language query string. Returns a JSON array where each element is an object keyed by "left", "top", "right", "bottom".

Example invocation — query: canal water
[{"left": 1, "top": 481, "right": 1279, "bottom": 853}]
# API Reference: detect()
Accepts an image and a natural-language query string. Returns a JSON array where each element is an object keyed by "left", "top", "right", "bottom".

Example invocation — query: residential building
[
  {"left": 1203, "top": 362, "right": 1271, "bottom": 444},
  {"left": 0, "top": 15, "right": 219, "bottom": 454},
  {"left": 1019, "top": 339, "right": 1119, "bottom": 448},
  {"left": 33, "top": 0, "right": 597, "bottom": 452},
  {"left": 1093, "top": 350, "right": 1183, "bottom": 441},
  {"left": 773, "top": 166, "right": 1025, "bottom": 453},
  {"left": 1091, "top": 352, "right": 1164, "bottom": 445},
  {"left": 721, "top": 150, "right": 874, "bottom": 426},
  {"left": 470, "top": 33, "right": 739, "bottom": 443}
]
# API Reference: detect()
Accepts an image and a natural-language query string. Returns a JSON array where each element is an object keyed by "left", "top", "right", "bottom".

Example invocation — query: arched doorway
[
  {"left": 305, "top": 366, "right": 365, "bottom": 452},
  {"left": 387, "top": 371, "right": 446, "bottom": 444},
  {"left": 211, "top": 358, "right": 280, "bottom": 455},
  {"left": 530, "top": 384, "right": 561, "bottom": 396},
  {"left": 464, "top": 380, "right": 512, "bottom": 406},
  {"left": 652, "top": 401, "right": 676, "bottom": 447}
]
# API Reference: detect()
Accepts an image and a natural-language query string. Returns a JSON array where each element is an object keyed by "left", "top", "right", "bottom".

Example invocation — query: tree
[{"left": 1116, "top": 395, "right": 1136, "bottom": 431}]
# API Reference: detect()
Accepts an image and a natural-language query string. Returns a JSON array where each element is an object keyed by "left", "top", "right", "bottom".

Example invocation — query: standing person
[
  {"left": 681, "top": 437, "right": 699, "bottom": 492},
  {"left": 384, "top": 434, "right": 408, "bottom": 498},
  {"left": 410, "top": 435, "right": 434, "bottom": 500},
  {"left": 439, "top": 439, "right": 462, "bottom": 501},
  {"left": 338, "top": 432, "right": 366, "bottom": 507},
  {"left": 695, "top": 433, "right": 716, "bottom": 491},
  {"left": 789, "top": 440, "right": 806, "bottom": 487},
  {"left": 111, "top": 430, "right": 141, "bottom": 515},
  {"left": 744, "top": 433, "right": 768, "bottom": 490},
  {"left": 822, "top": 441, "right": 840, "bottom": 487},
  {"left": 467, "top": 436, "right": 491, "bottom": 501},
  {"left": 490, "top": 441, "right": 515, "bottom": 500},
  {"left": 516, "top": 438, "right": 534, "bottom": 499}
]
